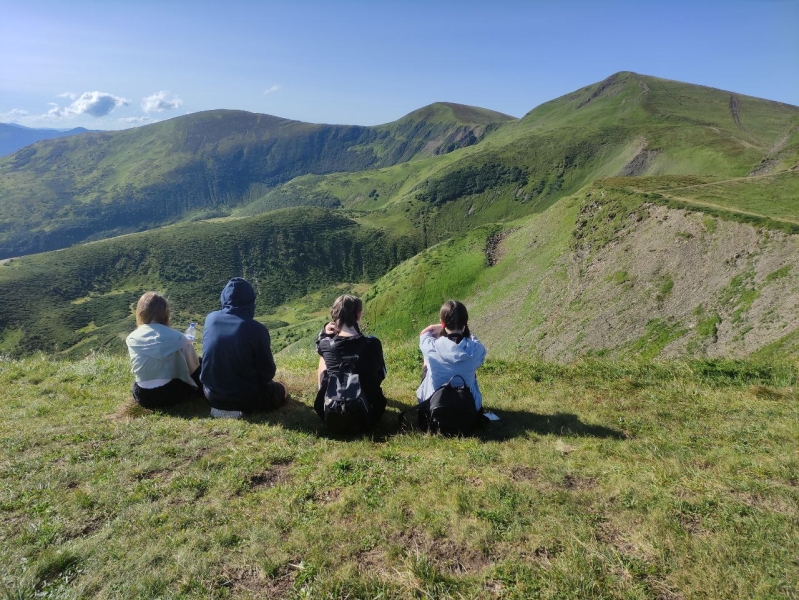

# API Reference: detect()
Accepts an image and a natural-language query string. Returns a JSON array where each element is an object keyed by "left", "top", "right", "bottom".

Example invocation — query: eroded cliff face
[{"left": 474, "top": 197, "right": 798, "bottom": 361}]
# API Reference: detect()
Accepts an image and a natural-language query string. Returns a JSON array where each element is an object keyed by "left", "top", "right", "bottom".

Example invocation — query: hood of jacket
[
  {"left": 433, "top": 335, "right": 480, "bottom": 363},
  {"left": 126, "top": 323, "right": 186, "bottom": 359},
  {"left": 220, "top": 277, "right": 256, "bottom": 320}
]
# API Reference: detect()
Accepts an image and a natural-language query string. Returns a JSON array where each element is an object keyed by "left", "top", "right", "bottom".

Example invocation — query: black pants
[
  {"left": 205, "top": 380, "right": 287, "bottom": 413},
  {"left": 132, "top": 366, "right": 203, "bottom": 408}
]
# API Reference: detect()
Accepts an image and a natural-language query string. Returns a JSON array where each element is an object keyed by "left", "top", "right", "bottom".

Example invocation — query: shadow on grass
[
  {"left": 134, "top": 395, "right": 626, "bottom": 442},
  {"left": 479, "top": 409, "right": 627, "bottom": 441}
]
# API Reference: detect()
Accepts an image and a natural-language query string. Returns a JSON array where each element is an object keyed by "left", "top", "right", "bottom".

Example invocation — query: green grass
[{"left": 1, "top": 351, "right": 797, "bottom": 599}]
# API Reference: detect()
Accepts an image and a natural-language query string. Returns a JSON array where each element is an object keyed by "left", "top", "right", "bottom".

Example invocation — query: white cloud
[
  {"left": 48, "top": 91, "right": 130, "bottom": 118},
  {"left": 1, "top": 109, "right": 29, "bottom": 122},
  {"left": 263, "top": 85, "right": 282, "bottom": 95},
  {"left": 141, "top": 91, "right": 183, "bottom": 113},
  {"left": 56, "top": 92, "right": 78, "bottom": 100}
]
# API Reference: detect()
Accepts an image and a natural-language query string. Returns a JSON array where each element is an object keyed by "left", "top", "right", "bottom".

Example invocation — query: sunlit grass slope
[
  {"left": 1, "top": 351, "right": 796, "bottom": 599},
  {"left": 0, "top": 208, "right": 420, "bottom": 356},
  {"left": 0, "top": 105, "right": 512, "bottom": 258},
  {"left": 366, "top": 181, "right": 799, "bottom": 361},
  {"left": 238, "top": 72, "right": 799, "bottom": 247}
]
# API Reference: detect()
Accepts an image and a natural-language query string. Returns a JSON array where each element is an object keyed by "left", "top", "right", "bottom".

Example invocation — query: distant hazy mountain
[{"left": 0, "top": 123, "right": 93, "bottom": 157}]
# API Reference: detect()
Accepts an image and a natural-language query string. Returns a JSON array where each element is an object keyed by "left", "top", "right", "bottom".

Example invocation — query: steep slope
[
  {"left": 0, "top": 207, "right": 420, "bottom": 356},
  {"left": 365, "top": 180, "right": 799, "bottom": 361},
  {"left": 0, "top": 123, "right": 92, "bottom": 157},
  {"left": 0, "top": 105, "right": 513, "bottom": 258}
]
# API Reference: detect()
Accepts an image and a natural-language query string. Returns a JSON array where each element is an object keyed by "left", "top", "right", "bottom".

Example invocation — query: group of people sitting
[{"left": 126, "top": 277, "right": 486, "bottom": 432}]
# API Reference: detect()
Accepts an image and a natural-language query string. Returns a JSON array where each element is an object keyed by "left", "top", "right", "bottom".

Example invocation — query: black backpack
[
  {"left": 418, "top": 375, "right": 482, "bottom": 436},
  {"left": 322, "top": 338, "right": 372, "bottom": 434}
]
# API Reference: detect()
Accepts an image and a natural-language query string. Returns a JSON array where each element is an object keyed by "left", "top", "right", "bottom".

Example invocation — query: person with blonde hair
[{"left": 126, "top": 292, "right": 202, "bottom": 408}]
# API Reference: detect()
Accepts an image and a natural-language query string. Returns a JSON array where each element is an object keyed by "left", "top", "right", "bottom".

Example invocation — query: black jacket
[{"left": 314, "top": 330, "right": 387, "bottom": 422}]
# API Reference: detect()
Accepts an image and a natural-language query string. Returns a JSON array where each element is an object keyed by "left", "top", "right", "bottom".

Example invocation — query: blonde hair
[{"left": 136, "top": 292, "right": 170, "bottom": 326}]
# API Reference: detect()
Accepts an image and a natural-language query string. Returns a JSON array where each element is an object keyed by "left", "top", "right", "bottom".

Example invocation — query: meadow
[{"left": 1, "top": 348, "right": 797, "bottom": 599}]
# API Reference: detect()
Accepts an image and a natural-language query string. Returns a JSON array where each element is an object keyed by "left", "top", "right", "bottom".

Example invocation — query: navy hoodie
[{"left": 200, "top": 278, "right": 277, "bottom": 409}]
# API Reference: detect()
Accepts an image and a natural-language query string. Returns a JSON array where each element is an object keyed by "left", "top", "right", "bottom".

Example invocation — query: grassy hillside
[
  {"left": 1, "top": 350, "right": 796, "bottom": 598},
  {"left": 365, "top": 180, "right": 799, "bottom": 361},
  {"left": 0, "top": 207, "right": 421, "bottom": 356},
  {"left": 237, "top": 72, "right": 799, "bottom": 247},
  {"left": 0, "top": 105, "right": 513, "bottom": 258}
]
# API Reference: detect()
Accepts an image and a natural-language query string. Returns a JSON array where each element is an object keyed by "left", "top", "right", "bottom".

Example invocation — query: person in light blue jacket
[
  {"left": 416, "top": 300, "right": 486, "bottom": 410},
  {"left": 126, "top": 292, "right": 201, "bottom": 408}
]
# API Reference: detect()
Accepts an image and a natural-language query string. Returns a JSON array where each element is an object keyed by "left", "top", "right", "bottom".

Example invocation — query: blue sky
[{"left": 2, "top": 0, "right": 797, "bottom": 130}]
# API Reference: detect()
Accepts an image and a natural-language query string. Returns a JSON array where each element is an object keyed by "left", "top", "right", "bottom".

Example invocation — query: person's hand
[
  {"left": 324, "top": 322, "right": 337, "bottom": 335},
  {"left": 420, "top": 324, "right": 443, "bottom": 337}
]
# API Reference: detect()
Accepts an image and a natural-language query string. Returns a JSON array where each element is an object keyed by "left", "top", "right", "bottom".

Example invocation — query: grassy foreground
[{"left": 1, "top": 349, "right": 798, "bottom": 599}]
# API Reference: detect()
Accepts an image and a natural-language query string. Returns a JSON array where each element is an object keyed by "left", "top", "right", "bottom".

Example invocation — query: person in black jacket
[
  {"left": 200, "top": 277, "right": 286, "bottom": 417},
  {"left": 315, "top": 295, "right": 386, "bottom": 428}
]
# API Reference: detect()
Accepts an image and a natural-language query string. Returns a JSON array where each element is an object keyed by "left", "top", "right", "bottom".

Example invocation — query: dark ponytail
[
  {"left": 440, "top": 300, "right": 470, "bottom": 337},
  {"left": 330, "top": 295, "right": 362, "bottom": 334}
]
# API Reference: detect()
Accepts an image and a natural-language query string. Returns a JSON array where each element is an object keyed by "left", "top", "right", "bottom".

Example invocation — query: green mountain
[
  {"left": 0, "top": 104, "right": 514, "bottom": 258},
  {"left": 0, "top": 207, "right": 420, "bottom": 356},
  {"left": 249, "top": 72, "right": 799, "bottom": 244},
  {"left": 0, "top": 72, "right": 797, "bottom": 360}
]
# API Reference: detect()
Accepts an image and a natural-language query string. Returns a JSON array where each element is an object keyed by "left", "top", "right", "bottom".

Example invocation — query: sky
[{"left": 1, "top": 0, "right": 798, "bottom": 131}]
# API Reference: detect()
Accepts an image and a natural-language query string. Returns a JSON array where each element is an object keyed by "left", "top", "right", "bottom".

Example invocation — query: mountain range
[
  {"left": 0, "top": 122, "right": 93, "bottom": 158},
  {"left": 0, "top": 71, "right": 797, "bottom": 360}
]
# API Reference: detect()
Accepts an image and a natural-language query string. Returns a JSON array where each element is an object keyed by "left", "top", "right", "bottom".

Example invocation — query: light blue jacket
[
  {"left": 416, "top": 331, "right": 486, "bottom": 409},
  {"left": 126, "top": 324, "right": 194, "bottom": 386}
]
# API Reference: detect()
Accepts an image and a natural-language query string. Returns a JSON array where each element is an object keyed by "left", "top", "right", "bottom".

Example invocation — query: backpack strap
[
  {"left": 447, "top": 375, "right": 468, "bottom": 388},
  {"left": 326, "top": 335, "right": 365, "bottom": 375}
]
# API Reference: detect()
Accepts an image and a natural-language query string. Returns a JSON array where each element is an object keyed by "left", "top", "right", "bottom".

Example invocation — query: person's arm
[
  {"left": 180, "top": 337, "right": 201, "bottom": 373},
  {"left": 255, "top": 326, "right": 277, "bottom": 383},
  {"left": 419, "top": 324, "right": 441, "bottom": 353},
  {"left": 369, "top": 337, "right": 387, "bottom": 383},
  {"left": 317, "top": 356, "right": 327, "bottom": 389}
]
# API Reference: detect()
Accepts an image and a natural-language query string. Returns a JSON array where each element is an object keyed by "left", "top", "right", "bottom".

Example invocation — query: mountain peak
[{"left": 392, "top": 102, "right": 517, "bottom": 126}]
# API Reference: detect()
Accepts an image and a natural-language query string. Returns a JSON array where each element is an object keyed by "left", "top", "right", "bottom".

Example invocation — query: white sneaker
[{"left": 210, "top": 407, "right": 244, "bottom": 419}]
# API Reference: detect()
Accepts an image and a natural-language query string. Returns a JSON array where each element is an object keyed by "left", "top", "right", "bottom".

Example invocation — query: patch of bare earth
[
  {"left": 561, "top": 474, "right": 597, "bottom": 490},
  {"left": 506, "top": 465, "right": 540, "bottom": 482},
  {"left": 220, "top": 565, "right": 295, "bottom": 599},
  {"left": 246, "top": 463, "right": 292, "bottom": 491},
  {"left": 533, "top": 204, "right": 799, "bottom": 360},
  {"left": 484, "top": 228, "right": 519, "bottom": 266},
  {"left": 398, "top": 528, "right": 490, "bottom": 574},
  {"left": 730, "top": 94, "right": 743, "bottom": 129},
  {"left": 619, "top": 147, "right": 661, "bottom": 177}
]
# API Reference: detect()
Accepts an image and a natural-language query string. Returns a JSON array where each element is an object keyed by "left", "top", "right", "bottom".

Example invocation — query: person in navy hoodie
[{"left": 200, "top": 277, "right": 286, "bottom": 418}]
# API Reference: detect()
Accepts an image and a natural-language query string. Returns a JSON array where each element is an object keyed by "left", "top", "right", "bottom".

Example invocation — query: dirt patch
[
  {"left": 397, "top": 528, "right": 490, "bottom": 574},
  {"left": 619, "top": 148, "right": 660, "bottom": 177},
  {"left": 578, "top": 73, "right": 623, "bottom": 109},
  {"left": 221, "top": 565, "right": 295, "bottom": 599},
  {"left": 506, "top": 465, "right": 539, "bottom": 482},
  {"left": 356, "top": 547, "right": 391, "bottom": 576},
  {"left": 732, "top": 490, "right": 797, "bottom": 516},
  {"left": 247, "top": 464, "right": 292, "bottom": 490},
  {"left": 485, "top": 228, "right": 519, "bottom": 266},
  {"left": 561, "top": 474, "right": 596, "bottom": 490},
  {"left": 311, "top": 488, "right": 341, "bottom": 504},
  {"left": 730, "top": 94, "right": 743, "bottom": 129}
]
